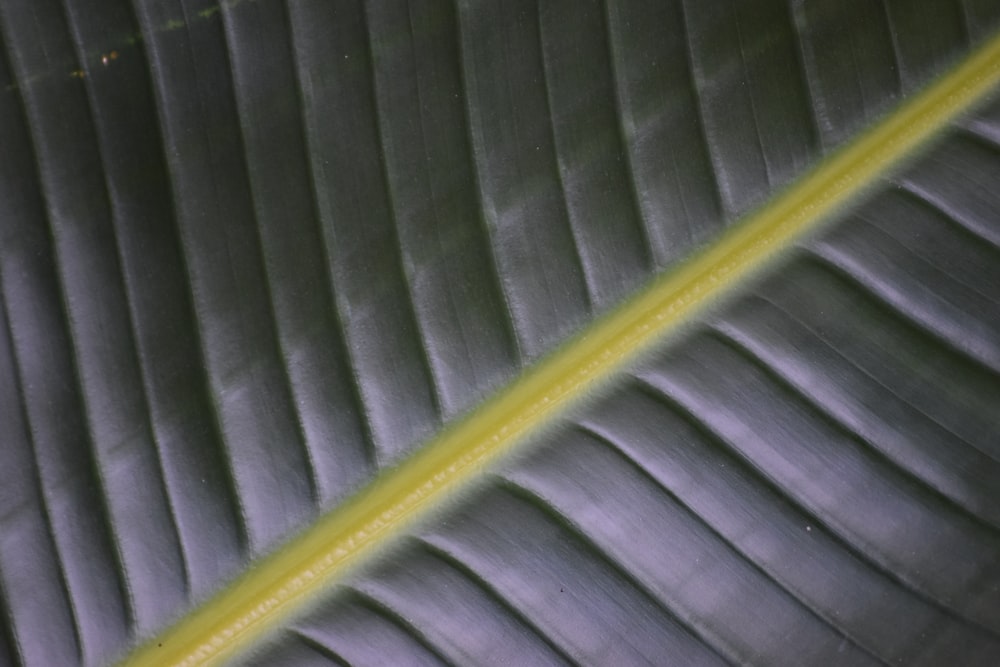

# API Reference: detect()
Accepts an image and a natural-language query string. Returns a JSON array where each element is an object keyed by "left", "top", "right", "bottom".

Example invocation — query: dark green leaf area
[
  {"left": 1, "top": 0, "right": 999, "bottom": 665},
  {"left": 249, "top": 108, "right": 1000, "bottom": 666}
]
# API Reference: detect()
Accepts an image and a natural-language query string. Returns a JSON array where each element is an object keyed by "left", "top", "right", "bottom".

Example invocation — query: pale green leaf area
[{"left": 0, "top": 0, "right": 999, "bottom": 666}]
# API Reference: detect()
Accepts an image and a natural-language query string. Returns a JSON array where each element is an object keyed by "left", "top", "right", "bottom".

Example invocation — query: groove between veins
[{"left": 121, "top": 24, "right": 1000, "bottom": 667}]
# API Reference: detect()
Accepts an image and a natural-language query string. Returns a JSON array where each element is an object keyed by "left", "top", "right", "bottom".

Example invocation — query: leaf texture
[
  {"left": 0, "top": 0, "right": 998, "bottom": 665},
  {"left": 245, "top": 97, "right": 1000, "bottom": 666}
]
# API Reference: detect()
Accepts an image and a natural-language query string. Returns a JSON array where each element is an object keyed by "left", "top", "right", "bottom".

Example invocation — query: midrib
[{"left": 123, "top": 30, "right": 1000, "bottom": 667}]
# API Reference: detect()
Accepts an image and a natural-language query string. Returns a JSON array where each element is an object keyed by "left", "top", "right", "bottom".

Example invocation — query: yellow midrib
[{"left": 122, "top": 31, "right": 1000, "bottom": 667}]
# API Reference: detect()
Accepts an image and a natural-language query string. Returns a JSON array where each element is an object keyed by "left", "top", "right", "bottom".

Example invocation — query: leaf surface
[
  {"left": 0, "top": 0, "right": 998, "bottom": 665},
  {"left": 242, "top": 86, "right": 1000, "bottom": 667}
]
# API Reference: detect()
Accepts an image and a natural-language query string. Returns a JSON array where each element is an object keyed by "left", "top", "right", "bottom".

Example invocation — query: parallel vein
[{"left": 122, "top": 26, "right": 1000, "bottom": 667}]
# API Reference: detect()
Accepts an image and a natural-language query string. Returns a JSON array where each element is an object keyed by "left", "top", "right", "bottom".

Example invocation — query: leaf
[{"left": 0, "top": 0, "right": 998, "bottom": 665}]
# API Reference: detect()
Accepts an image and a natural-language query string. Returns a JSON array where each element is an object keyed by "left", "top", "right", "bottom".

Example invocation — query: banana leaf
[{"left": 0, "top": 0, "right": 998, "bottom": 665}]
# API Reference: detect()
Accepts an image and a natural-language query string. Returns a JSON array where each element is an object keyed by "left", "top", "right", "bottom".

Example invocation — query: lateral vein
[{"left": 122, "top": 28, "right": 1000, "bottom": 667}]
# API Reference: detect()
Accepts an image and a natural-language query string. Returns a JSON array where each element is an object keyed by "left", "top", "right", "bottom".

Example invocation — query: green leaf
[{"left": 0, "top": 0, "right": 998, "bottom": 665}]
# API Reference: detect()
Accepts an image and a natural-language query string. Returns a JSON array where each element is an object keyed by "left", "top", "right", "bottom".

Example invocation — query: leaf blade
[{"left": 122, "top": 24, "right": 1000, "bottom": 667}]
